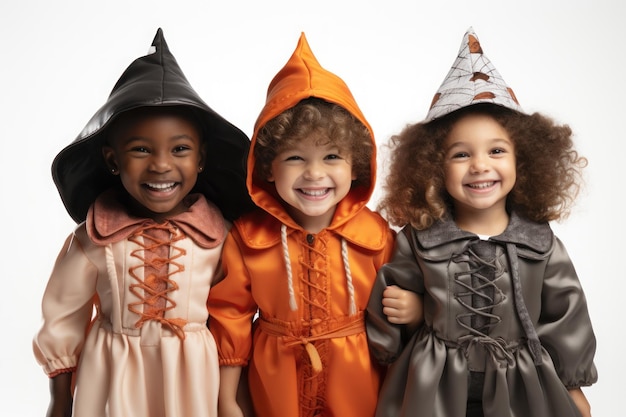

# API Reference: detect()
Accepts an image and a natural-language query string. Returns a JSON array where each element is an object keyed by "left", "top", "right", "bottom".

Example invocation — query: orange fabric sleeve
[{"left": 208, "top": 230, "right": 258, "bottom": 366}]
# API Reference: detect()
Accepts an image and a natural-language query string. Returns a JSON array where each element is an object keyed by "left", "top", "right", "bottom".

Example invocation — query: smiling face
[
  {"left": 102, "top": 109, "right": 205, "bottom": 222},
  {"left": 269, "top": 136, "right": 355, "bottom": 233},
  {"left": 443, "top": 113, "right": 516, "bottom": 232}
]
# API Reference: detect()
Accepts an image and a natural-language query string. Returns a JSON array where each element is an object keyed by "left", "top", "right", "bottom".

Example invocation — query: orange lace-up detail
[{"left": 127, "top": 221, "right": 188, "bottom": 339}]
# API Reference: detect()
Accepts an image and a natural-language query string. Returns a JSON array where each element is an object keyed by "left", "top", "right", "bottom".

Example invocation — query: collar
[
  {"left": 235, "top": 206, "right": 389, "bottom": 251},
  {"left": 416, "top": 212, "right": 553, "bottom": 255},
  {"left": 86, "top": 189, "right": 226, "bottom": 248}
]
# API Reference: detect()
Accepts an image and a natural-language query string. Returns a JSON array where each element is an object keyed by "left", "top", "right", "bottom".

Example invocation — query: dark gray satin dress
[{"left": 366, "top": 213, "right": 597, "bottom": 417}]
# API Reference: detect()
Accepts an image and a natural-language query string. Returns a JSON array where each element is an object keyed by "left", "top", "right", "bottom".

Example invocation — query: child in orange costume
[{"left": 208, "top": 33, "right": 421, "bottom": 417}]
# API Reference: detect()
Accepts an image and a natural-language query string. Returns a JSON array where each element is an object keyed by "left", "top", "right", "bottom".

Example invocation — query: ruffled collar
[{"left": 86, "top": 189, "right": 226, "bottom": 249}]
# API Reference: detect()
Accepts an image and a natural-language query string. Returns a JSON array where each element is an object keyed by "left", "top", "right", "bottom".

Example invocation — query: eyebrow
[
  {"left": 121, "top": 134, "right": 196, "bottom": 144},
  {"left": 446, "top": 137, "right": 512, "bottom": 149}
]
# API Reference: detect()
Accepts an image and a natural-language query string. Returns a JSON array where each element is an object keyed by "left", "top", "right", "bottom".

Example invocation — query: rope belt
[{"left": 259, "top": 313, "right": 365, "bottom": 374}]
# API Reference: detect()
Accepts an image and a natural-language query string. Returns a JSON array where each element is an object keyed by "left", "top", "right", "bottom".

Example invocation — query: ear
[
  {"left": 198, "top": 143, "right": 207, "bottom": 173},
  {"left": 102, "top": 146, "right": 119, "bottom": 175}
]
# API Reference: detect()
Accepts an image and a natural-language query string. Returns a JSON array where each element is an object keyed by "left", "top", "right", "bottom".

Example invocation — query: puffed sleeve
[
  {"left": 366, "top": 227, "right": 425, "bottom": 364},
  {"left": 207, "top": 228, "right": 258, "bottom": 366},
  {"left": 33, "top": 231, "right": 97, "bottom": 376},
  {"left": 536, "top": 237, "right": 598, "bottom": 388}
]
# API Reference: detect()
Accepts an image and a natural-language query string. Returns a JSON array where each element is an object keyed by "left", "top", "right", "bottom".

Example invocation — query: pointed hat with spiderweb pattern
[{"left": 425, "top": 27, "right": 524, "bottom": 122}]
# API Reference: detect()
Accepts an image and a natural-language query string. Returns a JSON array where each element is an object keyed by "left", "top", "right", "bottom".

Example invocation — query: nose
[
  {"left": 470, "top": 155, "right": 490, "bottom": 174},
  {"left": 149, "top": 151, "right": 172, "bottom": 173},
  {"left": 303, "top": 160, "right": 324, "bottom": 180}
]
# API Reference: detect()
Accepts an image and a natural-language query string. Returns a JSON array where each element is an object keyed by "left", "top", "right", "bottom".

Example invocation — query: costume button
[{"left": 306, "top": 234, "right": 315, "bottom": 245}]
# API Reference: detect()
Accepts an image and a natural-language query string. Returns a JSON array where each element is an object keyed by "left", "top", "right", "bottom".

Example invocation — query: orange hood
[{"left": 248, "top": 33, "right": 376, "bottom": 230}]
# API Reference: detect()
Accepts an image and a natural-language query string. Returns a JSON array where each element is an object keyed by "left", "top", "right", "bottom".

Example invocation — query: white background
[{"left": 1, "top": 1, "right": 622, "bottom": 415}]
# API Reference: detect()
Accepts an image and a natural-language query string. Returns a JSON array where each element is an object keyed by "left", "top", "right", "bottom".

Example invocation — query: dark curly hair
[
  {"left": 378, "top": 103, "right": 587, "bottom": 229},
  {"left": 253, "top": 97, "right": 373, "bottom": 189}
]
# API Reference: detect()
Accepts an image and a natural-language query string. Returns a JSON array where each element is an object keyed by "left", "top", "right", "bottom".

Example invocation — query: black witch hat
[{"left": 52, "top": 28, "right": 254, "bottom": 223}]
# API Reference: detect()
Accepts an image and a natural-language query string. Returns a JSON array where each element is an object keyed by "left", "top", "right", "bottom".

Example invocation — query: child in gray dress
[{"left": 366, "top": 27, "right": 597, "bottom": 417}]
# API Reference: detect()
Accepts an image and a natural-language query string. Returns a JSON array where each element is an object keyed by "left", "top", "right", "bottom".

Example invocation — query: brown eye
[
  {"left": 173, "top": 145, "right": 192, "bottom": 153},
  {"left": 130, "top": 146, "right": 150, "bottom": 153}
]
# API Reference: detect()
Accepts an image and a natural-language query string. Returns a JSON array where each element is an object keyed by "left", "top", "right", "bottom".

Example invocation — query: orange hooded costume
[{"left": 208, "top": 33, "right": 395, "bottom": 417}]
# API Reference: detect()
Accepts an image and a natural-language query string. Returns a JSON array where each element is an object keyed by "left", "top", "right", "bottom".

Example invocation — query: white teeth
[
  {"left": 300, "top": 188, "right": 328, "bottom": 196},
  {"left": 146, "top": 182, "right": 175, "bottom": 190},
  {"left": 468, "top": 182, "right": 494, "bottom": 189}
]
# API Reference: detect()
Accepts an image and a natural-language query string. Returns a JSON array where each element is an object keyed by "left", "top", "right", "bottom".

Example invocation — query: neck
[
  {"left": 454, "top": 206, "right": 509, "bottom": 236},
  {"left": 286, "top": 207, "right": 335, "bottom": 234}
]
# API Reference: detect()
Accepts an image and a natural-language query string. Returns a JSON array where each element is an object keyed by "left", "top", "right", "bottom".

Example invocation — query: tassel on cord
[
  {"left": 281, "top": 224, "right": 298, "bottom": 311},
  {"left": 305, "top": 342, "right": 323, "bottom": 374},
  {"left": 341, "top": 239, "right": 357, "bottom": 316}
]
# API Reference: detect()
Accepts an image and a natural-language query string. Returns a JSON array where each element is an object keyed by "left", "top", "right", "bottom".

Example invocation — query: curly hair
[
  {"left": 378, "top": 104, "right": 587, "bottom": 229},
  {"left": 253, "top": 98, "right": 373, "bottom": 189}
]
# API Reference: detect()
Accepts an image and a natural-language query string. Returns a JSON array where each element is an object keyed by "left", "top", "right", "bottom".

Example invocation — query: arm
[
  {"left": 536, "top": 237, "right": 598, "bottom": 388},
  {"left": 34, "top": 230, "right": 96, "bottom": 412},
  {"left": 208, "top": 229, "right": 258, "bottom": 416},
  {"left": 366, "top": 228, "right": 425, "bottom": 364},
  {"left": 568, "top": 388, "right": 591, "bottom": 417},
  {"left": 208, "top": 231, "right": 257, "bottom": 358},
  {"left": 207, "top": 228, "right": 257, "bottom": 348},
  {"left": 374, "top": 225, "right": 424, "bottom": 329},
  {"left": 382, "top": 285, "right": 423, "bottom": 333},
  {"left": 46, "top": 373, "right": 73, "bottom": 417},
  {"left": 218, "top": 366, "right": 243, "bottom": 417}
]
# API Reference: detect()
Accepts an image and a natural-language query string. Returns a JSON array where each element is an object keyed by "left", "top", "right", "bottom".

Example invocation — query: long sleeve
[
  {"left": 33, "top": 231, "right": 97, "bottom": 376},
  {"left": 366, "top": 228, "right": 425, "bottom": 364},
  {"left": 207, "top": 229, "right": 258, "bottom": 366},
  {"left": 536, "top": 237, "right": 598, "bottom": 388}
]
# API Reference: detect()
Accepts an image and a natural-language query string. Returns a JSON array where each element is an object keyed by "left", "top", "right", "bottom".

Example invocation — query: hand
[
  {"left": 218, "top": 401, "right": 244, "bottom": 417},
  {"left": 382, "top": 285, "right": 423, "bottom": 327},
  {"left": 46, "top": 400, "right": 72, "bottom": 417},
  {"left": 219, "top": 366, "right": 245, "bottom": 417},
  {"left": 568, "top": 388, "right": 591, "bottom": 417}
]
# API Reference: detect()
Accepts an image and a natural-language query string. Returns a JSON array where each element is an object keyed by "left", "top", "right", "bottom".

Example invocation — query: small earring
[
  {"left": 110, "top": 168, "right": 118, "bottom": 175},
  {"left": 198, "top": 167, "right": 204, "bottom": 173}
]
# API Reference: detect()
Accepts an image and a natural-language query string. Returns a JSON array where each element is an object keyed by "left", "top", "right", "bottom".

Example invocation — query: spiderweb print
[{"left": 425, "top": 27, "right": 524, "bottom": 122}]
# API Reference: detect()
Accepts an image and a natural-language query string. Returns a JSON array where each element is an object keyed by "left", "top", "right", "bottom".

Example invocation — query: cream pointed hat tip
[{"left": 425, "top": 27, "right": 524, "bottom": 122}]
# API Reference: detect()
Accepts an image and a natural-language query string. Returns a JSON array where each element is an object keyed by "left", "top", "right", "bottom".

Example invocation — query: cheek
[
  {"left": 443, "top": 165, "right": 465, "bottom": 192},
  {"left": 443, "top": 165, "right": 455, "bottom": 183},
  {"left": 444, "top": 176, "right": 455, "bottom": 194},
  {"left": 267, "top": 161, "right": 282, "bottom": 182},
  {"left": 507, "top": 170, "right": 517, "bottom": 187},
  {"left": 500, "top": 161, "right": 517, "bottom": 181}
]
